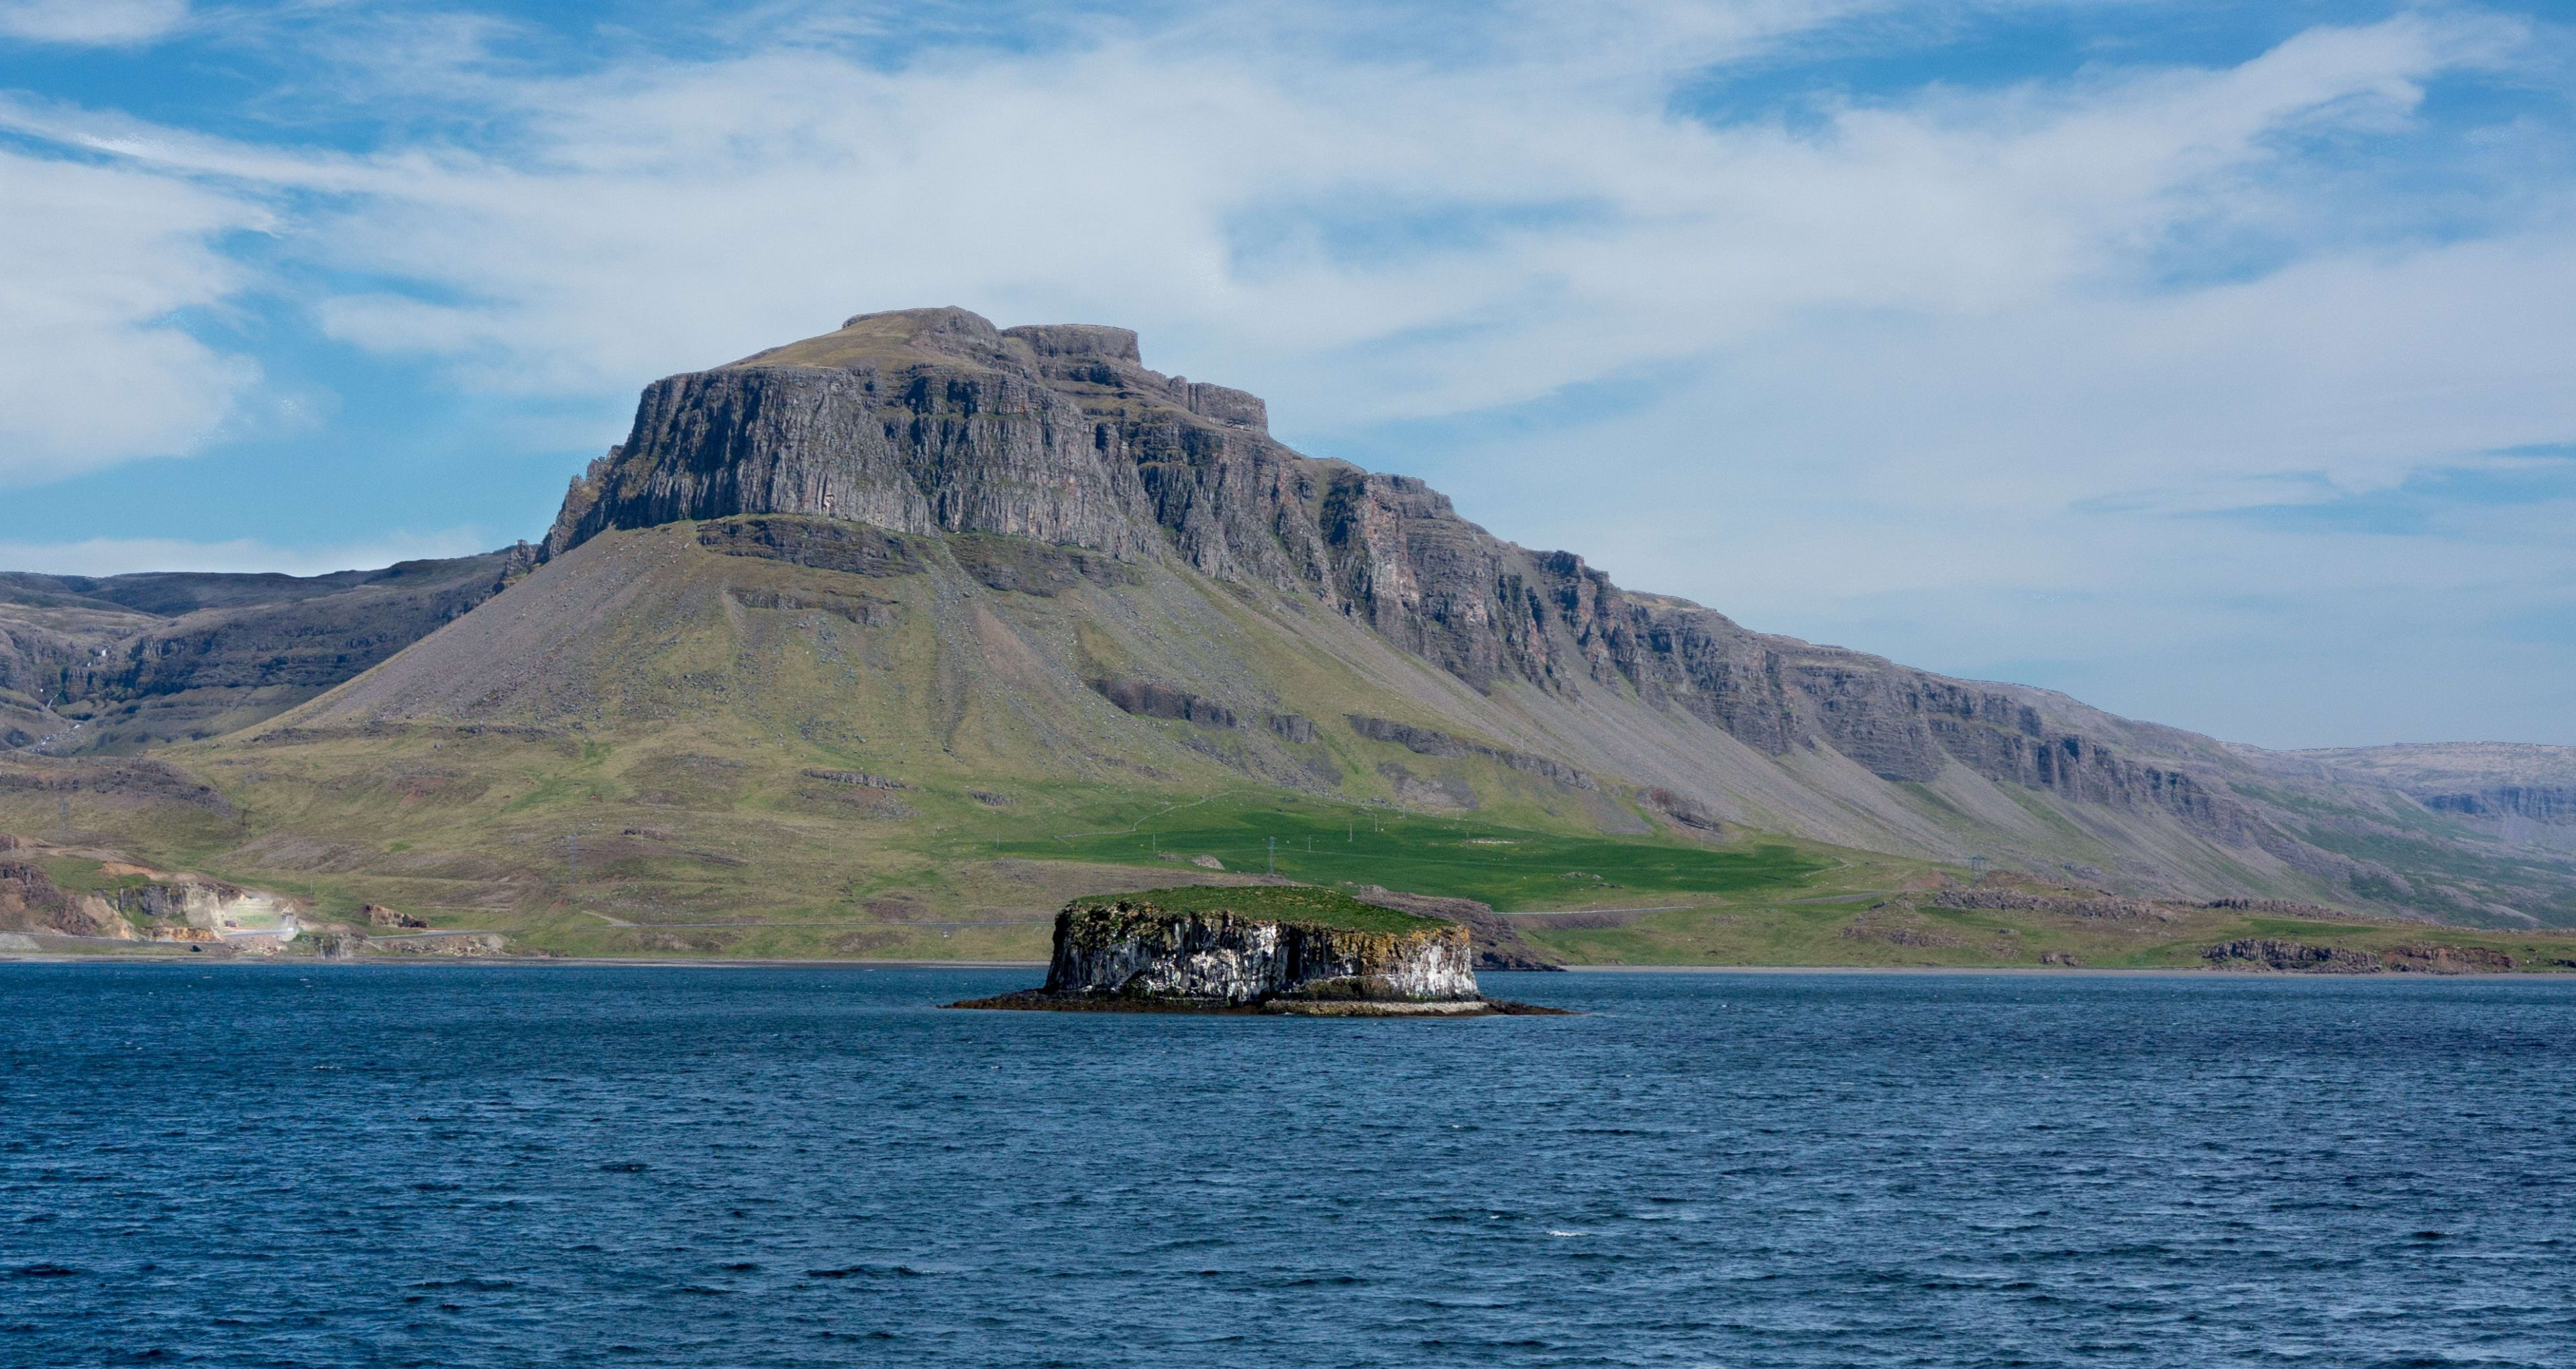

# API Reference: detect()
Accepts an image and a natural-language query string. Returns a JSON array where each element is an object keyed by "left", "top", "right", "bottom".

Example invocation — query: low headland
[{"left": 949, "top": 886, "right": 1571, "bottom": 1016}]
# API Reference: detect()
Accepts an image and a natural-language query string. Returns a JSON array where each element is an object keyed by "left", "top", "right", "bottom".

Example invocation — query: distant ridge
[{"left": 0, "top": 550, "right": 534, "bottom": 753}]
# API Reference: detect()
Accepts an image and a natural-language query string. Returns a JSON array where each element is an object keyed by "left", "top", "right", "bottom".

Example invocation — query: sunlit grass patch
[{"left": 963, "top": 791, "right": 1826, "bottom": 910}]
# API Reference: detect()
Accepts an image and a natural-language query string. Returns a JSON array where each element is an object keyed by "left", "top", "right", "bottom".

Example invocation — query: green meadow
[{"left": 960, "top": 790, "right": 1827, "bottom": 910}]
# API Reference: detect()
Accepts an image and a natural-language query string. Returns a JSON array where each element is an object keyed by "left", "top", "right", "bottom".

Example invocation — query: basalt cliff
[
  {"left": 955, "top": 889, "right": 1519, "bottom": 1016},
  {"left": 499, "top": 306, "right": 2572, "bottom": 922}
]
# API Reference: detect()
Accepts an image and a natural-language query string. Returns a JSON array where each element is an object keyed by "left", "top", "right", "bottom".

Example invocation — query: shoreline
[
  {"left": 0, "top": 952, "right": 1047, "bottom": 970},
  {"left": 1, "top": 952, "right": 2565, "bottom": 980}
]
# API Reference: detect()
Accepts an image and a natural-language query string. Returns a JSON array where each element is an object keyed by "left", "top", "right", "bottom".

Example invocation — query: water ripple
[{"left": 3, "top": 965, "right": 2573, "bottom": 1366}]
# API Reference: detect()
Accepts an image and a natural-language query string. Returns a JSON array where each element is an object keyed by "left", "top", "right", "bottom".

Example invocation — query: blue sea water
[{"left": 3, "top": 965, "right": 2573, "bottom": 1368}]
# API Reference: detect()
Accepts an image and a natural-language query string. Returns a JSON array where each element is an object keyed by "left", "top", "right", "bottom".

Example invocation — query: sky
[{"left": 0, "top": 0, "right": 2569, "bottom": 751}]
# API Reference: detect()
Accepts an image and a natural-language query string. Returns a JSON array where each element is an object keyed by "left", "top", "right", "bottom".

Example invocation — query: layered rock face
[
  {"left": 0, "top": 860, "right": 135, "bottom": 939},
  {"left": 1043, "top": 901, "right": 1479, "bottom": 1004},
  {"left": 2274, "top": 744, "right": 2576, "bottom": 829},
  {"left": 546, "top": 307, "right": 1299, "bottom": 576},
  {"left": 318, "top": 303, "right": 2567, "bottom": 920},
  {"left": 545, "top": 308, "right": 2267, "bottom": 851}
]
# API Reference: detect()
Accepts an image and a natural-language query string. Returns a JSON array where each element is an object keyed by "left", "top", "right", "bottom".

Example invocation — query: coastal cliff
[
  {"left": 1045, "top": 900, "right": 1478, "bottom": 1003},
  {"left": 957, "top": 886, "right": 1551, "bottom": 1016}
]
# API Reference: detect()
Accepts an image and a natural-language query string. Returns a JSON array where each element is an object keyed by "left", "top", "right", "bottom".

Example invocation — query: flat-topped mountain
[{"left": 5, "top": 306, "right": 2573, "bottom": 950}]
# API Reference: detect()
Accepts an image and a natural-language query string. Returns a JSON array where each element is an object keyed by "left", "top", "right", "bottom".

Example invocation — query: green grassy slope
[
  {"left": 5, "top": 517, "right": 2573, "bottom": 969},
  {"left": 0, "top": 518, "right": 1835, "bottom": 959},
  {"left": 983, "top": 792, "right": 1822, "bottom": 909}
]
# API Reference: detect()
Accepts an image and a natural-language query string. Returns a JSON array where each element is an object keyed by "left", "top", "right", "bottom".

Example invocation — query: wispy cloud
[
  {"left": 0, "top": 145, "right": 267, "bottom": 483},
  {"left": 0, "top": 1, "right": 2567, "bottom": 744},
  {"left": 0, "top": 0, "right": 188, "bottom": 45}
]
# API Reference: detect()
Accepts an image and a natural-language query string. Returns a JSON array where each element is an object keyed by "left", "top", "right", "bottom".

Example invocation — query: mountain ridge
[
  {"left": 5, "top": 306, "right": 2572, "bottom": 940},
  {"left": 292, "top": 305, "right": 2576, "bottom": 923},
  {"left": 0, "top": 550, "right": 535, "bottom": 754}
]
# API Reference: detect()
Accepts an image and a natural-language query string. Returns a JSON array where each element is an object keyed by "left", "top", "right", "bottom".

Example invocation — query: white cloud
[
  {"left": 0, "top": 2, "right": 2568, "bottom": 743},
  {"left": 0, "top": 0, "right": 186, "bottom": 44},
  {"left": 0, "top": 147, "right": 266, "bottom": 483},
  {"left": 0, "top": 528, "right": 492, "bottom": 576},
  {"left": 243, "top": 8, "right": 2522, "bottom": 427}
]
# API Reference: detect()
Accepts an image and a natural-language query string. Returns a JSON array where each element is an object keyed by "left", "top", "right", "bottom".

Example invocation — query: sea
[{"left": 3, "top": 964, "right": 2571, "bottom": 1368}]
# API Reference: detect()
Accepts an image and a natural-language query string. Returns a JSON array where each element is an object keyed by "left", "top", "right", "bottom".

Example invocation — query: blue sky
[{"left": 0, "top": 0, "right": 2570, "bottom": 750}]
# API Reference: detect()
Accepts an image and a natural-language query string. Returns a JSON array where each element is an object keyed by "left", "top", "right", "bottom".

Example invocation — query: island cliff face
[{"left": 1042, "top": 901, "right": 1479, "bottom": 1004}]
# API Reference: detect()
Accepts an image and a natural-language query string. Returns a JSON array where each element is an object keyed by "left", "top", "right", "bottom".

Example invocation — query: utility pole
[{"left": 1268, "top": 836, "right": 1275, "bottom": 877}]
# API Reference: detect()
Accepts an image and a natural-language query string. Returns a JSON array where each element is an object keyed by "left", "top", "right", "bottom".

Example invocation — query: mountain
[
  {"left": 0, "top": 550, "right": 535, "bottom": 754},
  {"left": 5, "top": 305, "right": 2573, "bottom": 957}
]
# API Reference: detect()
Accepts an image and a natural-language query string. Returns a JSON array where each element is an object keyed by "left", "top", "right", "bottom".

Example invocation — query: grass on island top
[{"left": 1072, "top": 885, "right": 1444, "bottom": 934}]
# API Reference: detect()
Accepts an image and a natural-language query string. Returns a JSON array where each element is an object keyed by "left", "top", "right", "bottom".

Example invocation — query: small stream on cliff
[{"left": 4, "top": 965, "right": 2573, "bottom": 1366}]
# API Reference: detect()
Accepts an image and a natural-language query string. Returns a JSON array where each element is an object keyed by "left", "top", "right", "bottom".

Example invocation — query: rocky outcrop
[
  {"left": 1344, "top": 716, "right": 1595, "bottom": 790},
  {"left": 1935, "top": 889, "right": 2174, "bottom": 921},
  {"left": 365, "top": 931, "right": 507, "bottom": 956},
  {"left": 1041, "top": 899, "right": 1477, "bottom": 1004},
  {"left": 2199, "top": 897, "right": 2353, "bottom": 918},
  {"left": 2204, "top": 938, "right": 2383, "bottom": 973},
  {"left": 2384, "top": 944, "right": 2517, "bottom": 973},
  {"left": 2416, "top": 786, "right": 2576, "bottom": 822},
  {"left": 0, "top": 861, "right": 136, "bottom": 939},
  {"left": 362, "top": 902, "right": 427, "bottom": 928},
  {"left": 2202, "top": 939, "right": 2516, "bottom": 973},
  {"left": 1091, "top": 677, "right": 1239, "bottom": 730},
  {"left": 0, "top": 755, "right": 234, "bottom": 816},
  {"left": 696, "top": 516, "right": 930, "bottom": 577},
  {"left": 801, "top": 769, "right": 904, "bottom": 790}
]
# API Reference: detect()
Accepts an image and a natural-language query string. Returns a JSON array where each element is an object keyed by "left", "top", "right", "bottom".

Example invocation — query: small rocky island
[{"left": 953, "top": 886, "right": 1565, "bottom": 1016}]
